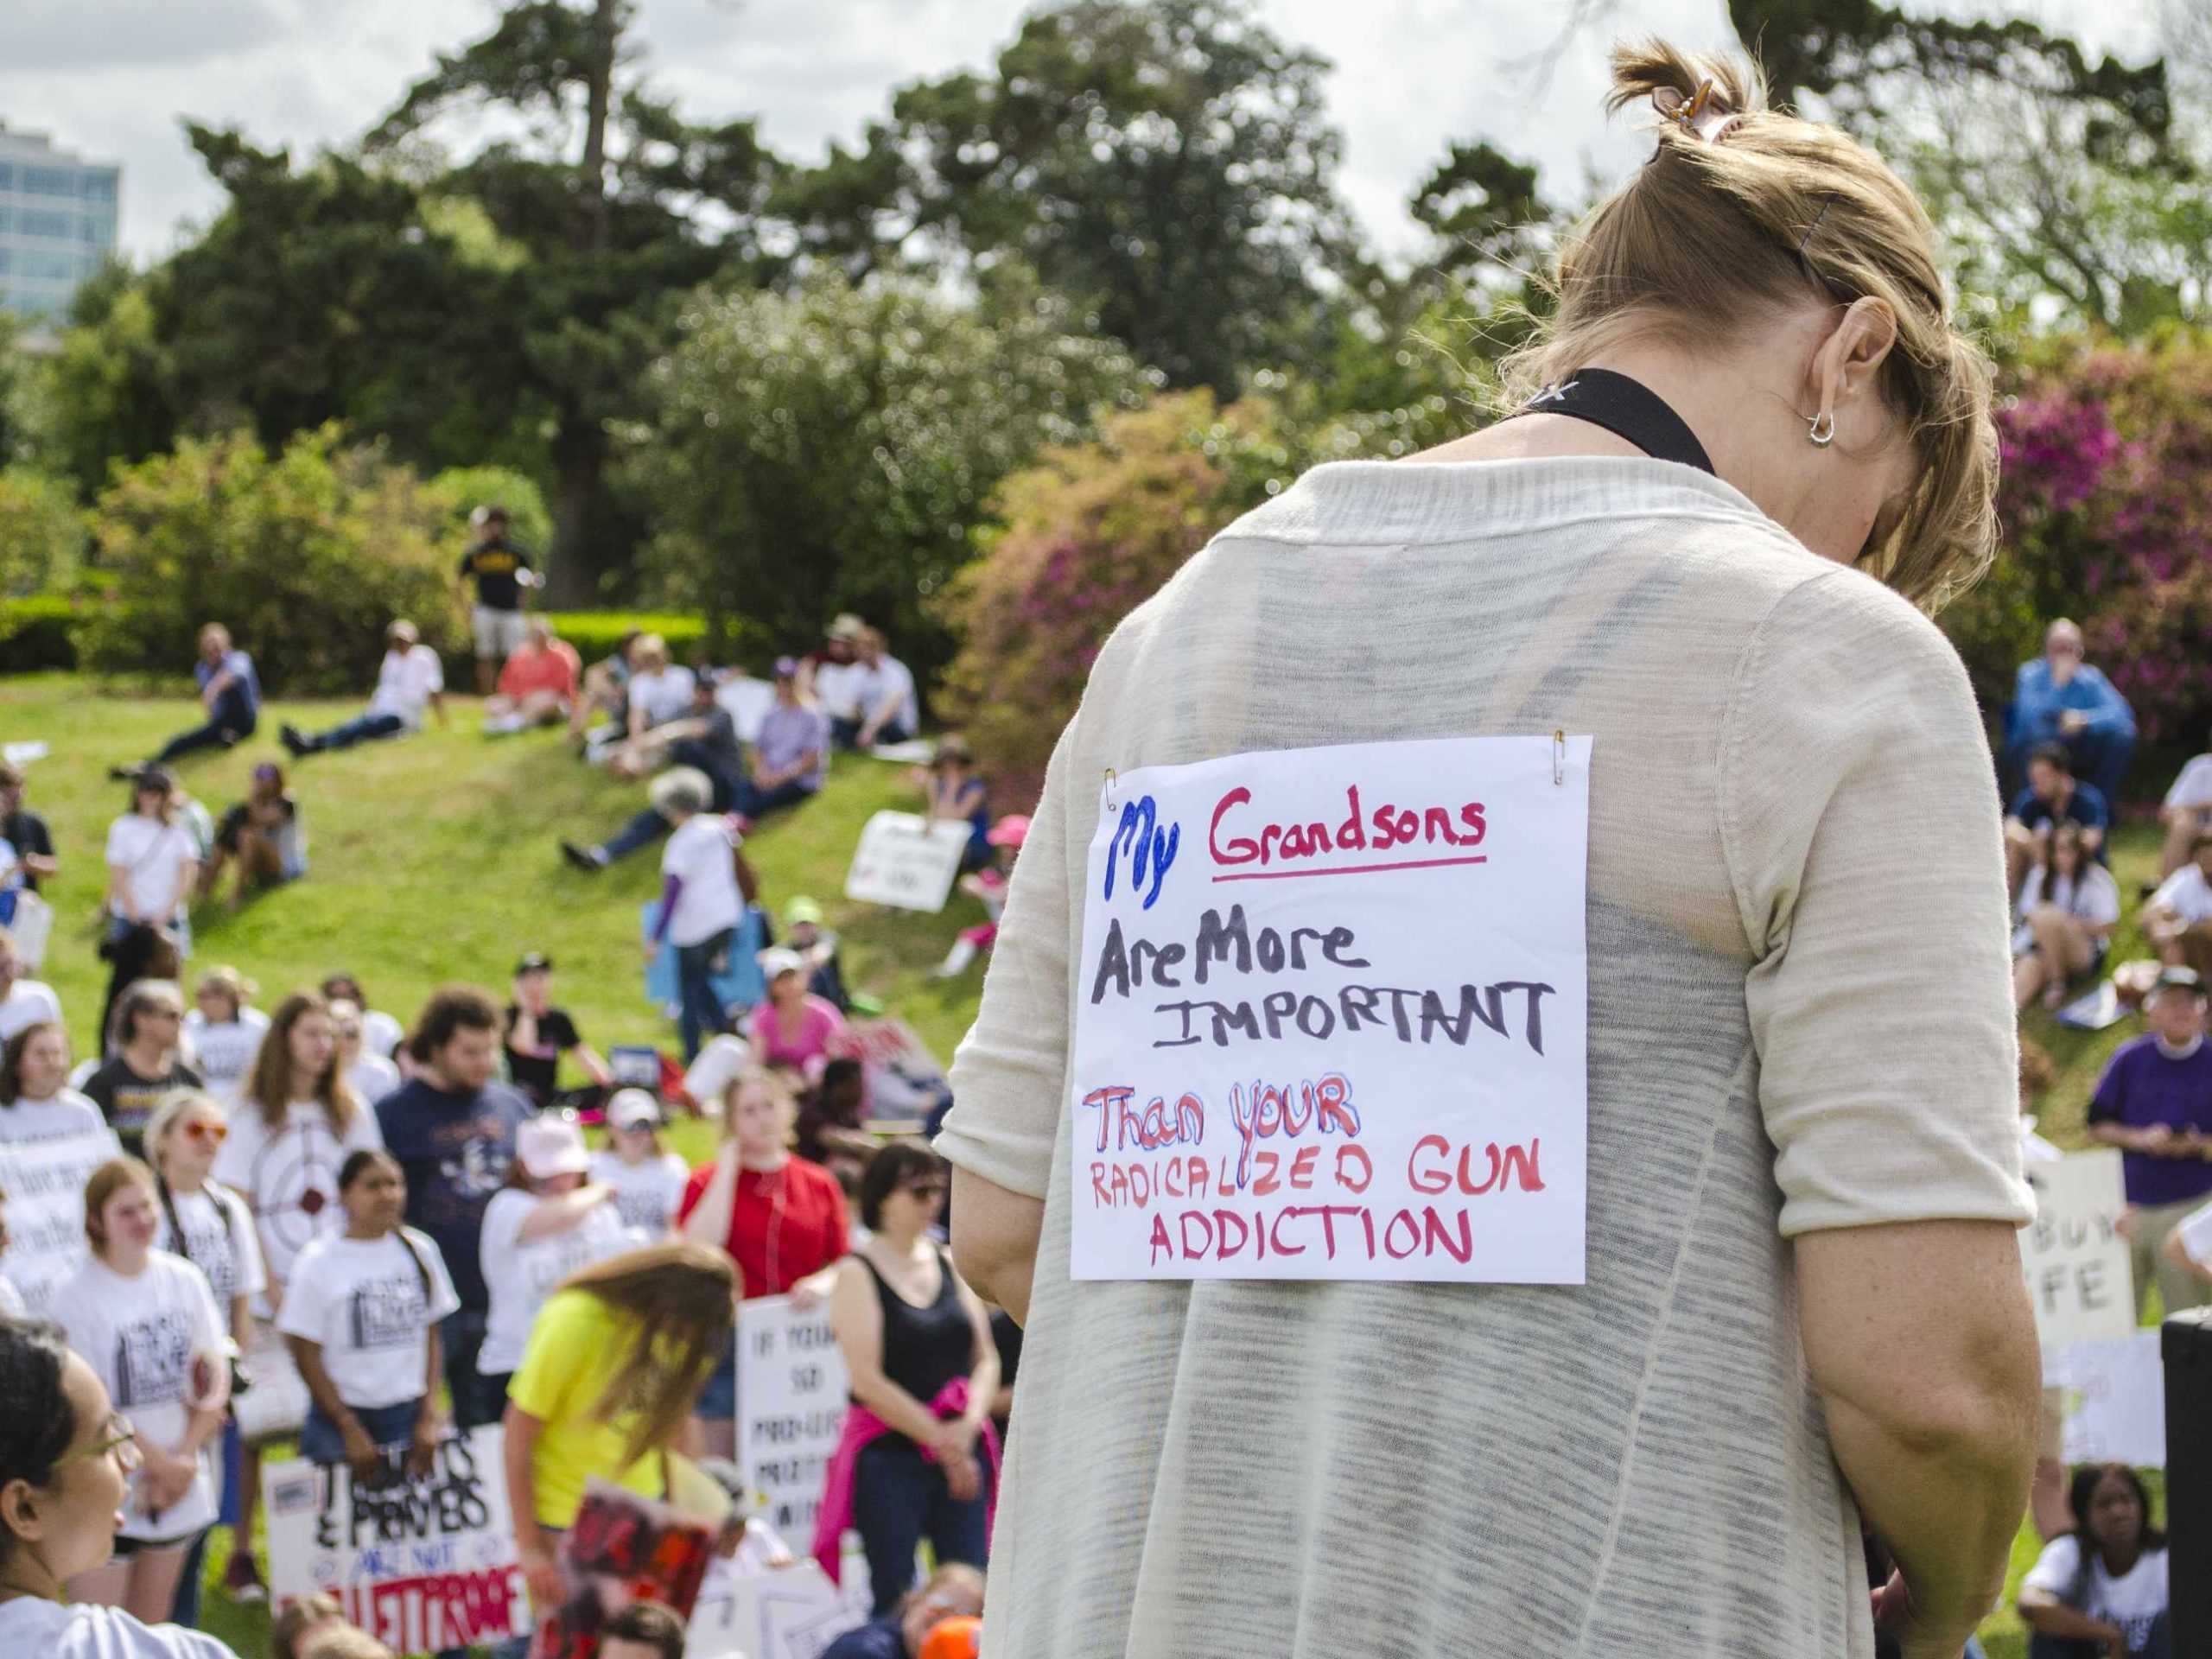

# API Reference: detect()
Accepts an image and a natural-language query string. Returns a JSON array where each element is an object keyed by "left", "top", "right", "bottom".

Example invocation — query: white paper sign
[
  {"left": 0, "top": 1126, "right": 123, "bottom": 1315},
  {"left": 2046, "top": 1333, "right": 2165, "bottom": 1466},
  {"left": 1070, "top": 735, "right": 1592, "bottom": 1282},
  {"left": 844, "top": 811, "right": 972, "bottom": 912},
  {"left": 687, "top": 1554, "right": 870, "bottom": 1659},
  {"left": 231, "top": 1315, "right": 311, "bottom": 1442},
  {"left": 264, "top": 1426, "right": 528, "bottom": 1651},
  {"left": 2019, "top": 1150, "right": 2134, "bottom": 1345},
  {"left": 736, "top": 1294, "right": 850, "bottom": 1542}
]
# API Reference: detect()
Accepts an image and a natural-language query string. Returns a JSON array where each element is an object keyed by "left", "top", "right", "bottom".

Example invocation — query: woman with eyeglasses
[
  {"left": 0, "top": 1320, "right": 240, "bottom": 1655},
  {"left": 52, "top": 1158, "right": 230, "bottom": 1624},
  {"left": 81, "top": 982, "right": 202, "bottom": 1159},
  {"left": 818, "top": 1139, "right": 998, "bottom": 1616}
]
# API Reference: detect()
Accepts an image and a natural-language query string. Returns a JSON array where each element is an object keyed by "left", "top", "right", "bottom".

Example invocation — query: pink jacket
[{"left": 811, "top": 1376, "right": 1001, "bottom": 1583}]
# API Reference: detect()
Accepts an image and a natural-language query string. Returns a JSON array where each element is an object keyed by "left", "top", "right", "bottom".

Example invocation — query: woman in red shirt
[{"left": 677, "top": 1065, "right": 849, "bottom": 1458}]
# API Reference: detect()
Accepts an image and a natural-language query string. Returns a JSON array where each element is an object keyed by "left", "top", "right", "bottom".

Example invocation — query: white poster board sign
[
  {"left": 264, "top": 1426, "right": 528, "bottom": 1652},
  {"left": 687, "top": 1554, "right": 870, "bottom": 1659},
  {"left": 2019, "top": 1149, "right": 2134, "bottom": 1345},
  {"left": 231, "top": 1315, "right": 311, "bottom": 1442},
  {"left": 0, "top": 1127, "right": 122, "bottom": 1315},
  {"left": 844, "top": 811, "right": 971, "bottom": 913},
  {"left": 2046, "top": 1332, "right": 2165, "bottom": 1467},
  {"left": 1070, "top": 735, "right": 1592, "bottom": 1283},
  {"left": 736, "top": 1294, "right": 850, "bottom": 1542}
]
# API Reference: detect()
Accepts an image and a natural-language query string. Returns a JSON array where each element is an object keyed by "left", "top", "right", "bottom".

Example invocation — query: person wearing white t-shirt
[
  {"left": 321, "top": 974, "right": 405, "bottom": 1062},
  {"left": 2018, "top": 1463, "right": 2169, "bottom": 1656},
  {"left": 652, "top": 771, "right": 747, "bottom": 1061},
  {"left": 279, "top": 1147, "right": 460, "bottom": 1482},
  {"left": 2144, "top": 830, "right": 2212, "bottom": 983},
  {"left": 329, "top": 999, "right": 402, "bottom": 1109},
  {"left": 476, "top": 1114, "right": 638, "bottom": 1390},
  {"left": 104, "top": 769, "right": 200, "bottom": 953},
  {"left": 0, "top": 1321, "right": 242, "bottom": 1658},
  {"left": 2013, "top": 823, "right": 2122, "bottom": 1012},
  {"left": 0, "top": 1021, "right": 105, "bottom": 1144},
  {"left": 55, "top": 1159, "right": 230, "bottom": 1624},
  {"left": 831, "top": 628, "right": 918, "bottom": 752},
  {"left": 591, "top": 1090, "right": 690, "bottom": 1236},
  {"left": 0, "top": 928, "right": 60, "bottom": 1044},
  {"left": 621, "top": 635, "right": 696, "bottom": 740},
  {"left": 180, "top": 968, "right": 268, "bottom": 1105},
  {"left": 682, "top": 1033, "right": 747, "bottom": 1120},
  {"left": 281, "top": 620, "right": 448, "bottom": 758},
  {"left": 2158, "top": 736, "right": 2212, "bottom": 878}
]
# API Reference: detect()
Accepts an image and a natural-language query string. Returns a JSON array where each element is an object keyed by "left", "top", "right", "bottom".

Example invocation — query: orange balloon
[{"left": 918, "top": 1615, "right": 983, "bottom": 1659}]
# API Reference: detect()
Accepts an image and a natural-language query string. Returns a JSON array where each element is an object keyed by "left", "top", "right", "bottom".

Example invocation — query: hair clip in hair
[{"left": 1652, "top": 79, "right": 1742, "bottom": 145}]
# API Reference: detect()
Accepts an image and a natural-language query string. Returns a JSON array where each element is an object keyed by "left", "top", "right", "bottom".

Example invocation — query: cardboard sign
[
  {"left": 2019, "top": 1150, "right": 2134, "bottom": 1345},
  {"left": 530, "top": 1481, "right": 719, "bottom": 1659},
  {"left": 687, "top": 1554, "right": 870, "bottom": 1659},
  {"left": 844, "top": 811, "right": 972, "bottom": 913},
  {"left": 0, "top": 1126, "right": 123, "bottom": 1315},
  {"left": 736, "top": 1295, "right": 850, "bottom": 1544},
  {"left": 1070, "top": 735, "right": 1592, "bottom": 1283},
  {"left": 2046, "top": 1333, "right": 2165, "bottom": 1466},
  {"left": 264, "top": 1426, "right": 528, "bottom": 1653}
]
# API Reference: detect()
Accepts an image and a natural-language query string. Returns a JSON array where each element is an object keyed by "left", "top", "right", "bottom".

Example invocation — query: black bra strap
[{"left": 1508, "top": 367, "right": 1714, "bottom": 475}]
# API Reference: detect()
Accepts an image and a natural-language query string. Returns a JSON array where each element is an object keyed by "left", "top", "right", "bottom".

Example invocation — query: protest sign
[
  {"left": 1069, "top": 735, "right": 1592, "bottom": 1283},
  {"left": 2019, "top": 1150, "right": 2134, "bottom": 1344},
  {"left": 843, "top": 811, "right": 971, "bottom": 913},
  {"left": 687, "top": 1556, "right": 869, "bottom": 1659},
  {"left": 2047, "top": 1333, "right": 2165, "bottom": 1467},
  {"left": 264, "top": 1426, "right": 528, "bottom": 1653},
  {"left": 842, "top": 1015, "right": 950, "bottom": 1127},
  {"left": 0, "top": 1126, "right": 122, "bottom": 1315},
  {"left": 530, "top": 1481, "right": 718, "bottom": 1659},
  {"left": 231, "top": 1314, "right": 310, "bottom": 1441},
  {"left": 737, "top": 1294, "right": 850, "bottom": 1543}
]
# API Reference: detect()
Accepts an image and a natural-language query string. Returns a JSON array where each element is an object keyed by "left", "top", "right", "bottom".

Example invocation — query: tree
[
  {"left": 620, "top": 269, "right": 1146, "bottom": 675},
  {"left": 783, "top": 0, "right": 1356, "bottom": 396},
  {"left": 366, "top": 0, "right": 781, "bottom": 600}
]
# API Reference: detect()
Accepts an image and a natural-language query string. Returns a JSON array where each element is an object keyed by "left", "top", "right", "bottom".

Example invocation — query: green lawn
[{"left": 2, "top": 676, "right": 2176, "bottom": 1656}]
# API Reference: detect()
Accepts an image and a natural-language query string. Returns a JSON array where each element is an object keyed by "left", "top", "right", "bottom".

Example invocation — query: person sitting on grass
[
  {"left": 200, "top": 762, "right": 306, "bottom": 910},
  {"left": 568, "top": 628, "right": 643, "bottom": 749},
  {"left": 483, "top": 617, "right": 580, "bottom": 736},
  {"left": 917, "top": 737, "right": 993, "bottom": 874},
  {"left": 2012, "top": 823, "right": 2120, "bottom": 1012},
  {"left": 620, "top": 635, "right": 697, "bottom": 742},
  {"left": 830, "top": 628, "right": 918, "bottom": 753},
  {"left": 117, "top": 623, "right": 260, "bottom": 779},
  {"left": 785, "top": 895, "right": 853, "bottom": 1012},
  {"left": 282, "top": 620, "right": 447, "bottom": 757},
  {"left": 2018, "top": 1462, "right": 2169, "bottom": 1658},
  {"left": 563, "top": 682, "right": 751, "bottom": 873},
  {"left": 2005, "top": 741, "right": 2110, "bottom": 893},
  {"left": 2158, "top": 728, "right": 2212, "bottom": 880},
  {"left": 2142, "top": 830, "right": 2212, "bottom": 982},
  {"left": 737, "top": 657, "right": 830, "bottom": 818}
]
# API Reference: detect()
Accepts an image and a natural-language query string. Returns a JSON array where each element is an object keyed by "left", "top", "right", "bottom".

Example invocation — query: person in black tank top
[{"left": 830, "top": 1141, "right": 1001, "bottom": 1616}]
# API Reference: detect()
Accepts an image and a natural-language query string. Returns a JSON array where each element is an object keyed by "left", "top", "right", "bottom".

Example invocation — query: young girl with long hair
[
  {"left": 2018, "top": 1462, "right": 2170, "bottom": 1656},
  {"left": 0, "top": 1020, "right": 104, "bottom": 1144},
  {"left": 180, "top": 966, "right": 268, "bottom": 1103}
]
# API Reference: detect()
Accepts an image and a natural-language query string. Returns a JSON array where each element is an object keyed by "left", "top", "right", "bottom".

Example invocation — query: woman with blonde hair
[
  {"left": 180, "top": 965, "right": 267, "bottom": 1103},
  {"left": 501, "top": 1242, "right": 736, "bottom": 1621},
  {"left": 938, "top": 38, "right": 2038, "bottom": 1659}
]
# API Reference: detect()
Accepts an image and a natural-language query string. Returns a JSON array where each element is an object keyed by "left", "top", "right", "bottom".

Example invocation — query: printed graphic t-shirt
[
  {"left": 476, "top": 1188, "right": 639, "bottom": 1376},
  {"left": 82, "top": 1058, "right": 202, "bottom": 1157},
  {"left": 376, "top": 1078, "right": 533, "bottom": 1311},
  {"left": 212, "top": 1100, "right": 385, "bottom": 1295},
  {"left": 277, "top": 1227, "right": 461, "bottom": 1410},
  {"left": 155, "top": 1184, "right": 267, "bottom": 1313},
  {"left": 181, "top": 1007, "right": 270, "bottom": 1103},
  {"left": 588, "top": 1148, "right": 690, "bottom": 1236}
]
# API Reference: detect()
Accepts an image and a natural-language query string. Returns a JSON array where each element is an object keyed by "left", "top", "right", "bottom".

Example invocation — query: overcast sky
[{"left": 0, "top": 0, "right": 2169, "bottom": 266}]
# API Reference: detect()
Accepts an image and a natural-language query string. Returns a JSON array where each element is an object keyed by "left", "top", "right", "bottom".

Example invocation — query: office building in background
[{"left": 0, "top": 122, "right": 121, "bottom": 323}]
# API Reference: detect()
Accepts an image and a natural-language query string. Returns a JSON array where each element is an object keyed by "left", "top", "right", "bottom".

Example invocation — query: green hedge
[
  {"left": 544, "top": 611, "right": 779, "bottom": 671},
  {"left": 0, "top": 596, "right": 81, "bottom": 673}
]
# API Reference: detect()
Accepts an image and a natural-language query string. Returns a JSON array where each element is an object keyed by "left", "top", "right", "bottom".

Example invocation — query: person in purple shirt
[
  {"left": 2088, "top": 966, "right": 2212, "bottom": 1319},
  {"left": 115, "top": 623, "right": 261, "bottom": 777},
  {"left": 2005, "top": 617, "right": 2135, "bottom": 806},
  {"left": 735, "top": 656, "right": 830, "bottom": 819}
]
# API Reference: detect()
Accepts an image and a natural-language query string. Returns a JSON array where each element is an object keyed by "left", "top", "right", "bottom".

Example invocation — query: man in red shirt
[
  {"left": 484, "top": 618, "right": 582, "bottom": 735},
  {"left": 676, "top": 1065, "right": 850, "bottom": 1457}
]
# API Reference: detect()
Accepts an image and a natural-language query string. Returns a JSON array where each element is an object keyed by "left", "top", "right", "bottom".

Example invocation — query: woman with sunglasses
[
  {"left": 53, "top": 1158, "right": 230, "bottom": 1624},
  {"left": 818, "top": 1139, "right": 998, "bottom": 1616},
  {"left": 0, "top": 1320, "right": 241, "bottom": 1656},
  {"left": 81, "top": 982, "right": 201, "bottom": 1160}
]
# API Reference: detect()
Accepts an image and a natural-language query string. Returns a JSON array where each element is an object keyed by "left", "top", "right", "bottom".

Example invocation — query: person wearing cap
[
  {"left": 804, "top": 613, "right": 867, "bottom": 709},
  {"left": 2088, "top": 966, "right": 2212, "bottom": 1318},
  {"left": 0, "top": 928, "right": 61, "bottom": 1047},
  {"left": 475, "top": 1112, "right": 634, "bottom": 1402},
  {"left": 734, "top": 658, "right": 831, "bottom": 818},
  {"left": 2142, "top": 830, "right": 2212, "bottom": 983},
  {"left": 749, "top": 947, "right": 849, "bottom": 1085},
  {"left": 828, "top": 628, "right": 919, "bottom": 753},
  {"left": 932, "top": 815, "right": 1027, "bottom": 980},
  {"left": 282, "top": 620, "right": 448, "bottom": 757},
  {"left": 113, "top": 622, "right": 262, "bottom": 779},
  {"left": 504, "top": 954, "right": 612, "bottom": 1110},
  {"left": 460, "top": 504, "right": 537, "bottom": 696},
  {"left": 103, "top": 766, "right": 200, "bottom": 964},
  {"left": 589, "top": 1090, "right": 690, "bottom": 1236},
  {"left": 482, "top": 616, "right": 580, "bottom": 735},
  {"left": 784, "top": 895, "right": 853, "bottom": 1013},
  {"left": 200, "top": 760, "right": 306, "bottom": 911}
]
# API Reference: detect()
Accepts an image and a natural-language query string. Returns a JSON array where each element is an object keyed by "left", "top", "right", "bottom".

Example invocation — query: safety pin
[
  {"left": 1553, "top": 731, "right": 1566, "bottom": 786},
  {"left": 1103, "top": 766, "right": 1118, "bottom": 809}
]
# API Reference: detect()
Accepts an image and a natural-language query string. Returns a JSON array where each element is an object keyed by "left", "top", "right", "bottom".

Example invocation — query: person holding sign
[
  {"left": 277, "top": 1149, "right": 460, "bottom": 1481},
  {"left": 0, "top": 1321, "right": 241, "bottom": 1658},
  {"left": 937, "top": 39, "right": 2038, "bottom": 1659},
  {"left": 55, "top": 1158, "right": 231, "bottom": 1624}
]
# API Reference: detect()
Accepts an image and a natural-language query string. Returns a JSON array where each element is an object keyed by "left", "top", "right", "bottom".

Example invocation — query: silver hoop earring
[{"left": 1808, "top": 410, "right": 1836, "bottom": 448}]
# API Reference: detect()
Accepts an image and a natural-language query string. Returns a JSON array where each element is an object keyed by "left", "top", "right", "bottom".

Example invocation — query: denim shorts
[
  {"left": 696, "top": 1332, "right": 737, "bottom": 1421},
  {"left": 300, "top": 1398, "right": 424, "bottom": 1464}
]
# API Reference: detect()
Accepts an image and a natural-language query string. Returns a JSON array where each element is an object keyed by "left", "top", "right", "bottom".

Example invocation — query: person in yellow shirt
[{"left": 500, "top": 1241, "right": 736, "bottom": 1622}]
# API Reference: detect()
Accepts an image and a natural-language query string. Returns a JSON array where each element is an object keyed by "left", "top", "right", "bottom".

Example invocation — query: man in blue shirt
[
  {"left": 2005, "top": 617, "right": 2135, "bottom": 806},
  {"left": 2087, "top": 967, "right": 2212, "bottom": 1319},
  {"left": 375, "top": 985, "right": 535, "bottom": 1430},
  {"left": 2005, "top": 741, "right": 2110, "bottom": 892},
  {"left": 116, "top": 622, "right": 262, "bottom": 777}
]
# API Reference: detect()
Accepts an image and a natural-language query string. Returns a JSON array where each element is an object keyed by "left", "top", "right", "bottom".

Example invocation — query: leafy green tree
[
  {"left": 620, "top": 269, "right": 1145, "bottom": 674},
  {"left": 0, "top": 467, "right": 85, "bottom": 595},
  {"left": 35, "top": 278, "right": 175, "bottom": 497}
]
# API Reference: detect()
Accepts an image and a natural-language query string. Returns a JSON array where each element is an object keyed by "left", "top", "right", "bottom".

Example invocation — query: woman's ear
[
  {"left": 1808, "top": 296, "right": 1899, "bottom": 423},
  {"left": 0, "top": 1475, "right": 48, "bottom": 1548}
]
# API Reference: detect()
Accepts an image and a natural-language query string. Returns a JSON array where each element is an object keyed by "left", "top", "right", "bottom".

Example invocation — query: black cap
[{"left": 515, "top": 952, "right": 553, "bottom": 976}]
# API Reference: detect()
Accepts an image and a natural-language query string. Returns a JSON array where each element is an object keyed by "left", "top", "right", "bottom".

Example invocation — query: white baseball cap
[
  {"left": 607, "top": 1088, "right": 664, "bottom": 1131},
  {"left": 516, "top": 1113, "right": 590, "bottom": 1179}
]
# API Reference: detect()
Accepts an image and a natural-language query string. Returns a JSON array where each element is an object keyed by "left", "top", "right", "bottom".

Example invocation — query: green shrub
[
  {"left": 0, "top": 467, "right": 86, "bottom": 596},
  {"left": 543, "top": 610, "right": 708, "bottom": 668},
  {"left": 75, "top": 425, "right": 466, "bottom": 693},
  {"left": 0, "top": 595, "right": 81, "bottom": 672}
]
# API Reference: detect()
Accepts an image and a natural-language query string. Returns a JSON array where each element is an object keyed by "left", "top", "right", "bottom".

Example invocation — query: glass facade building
[{"left": 0, "top": 123, "right": 121, "bottom": 321}]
